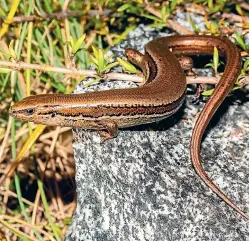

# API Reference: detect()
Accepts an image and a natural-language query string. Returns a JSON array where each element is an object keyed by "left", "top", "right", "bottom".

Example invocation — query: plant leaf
[
  {"left": 98, "top": 48, "right": 104, "bottom": 72},
  {"left": 74, "top": 34, "right": 86, "bottom": 53},
  {"left": 170, "top": 0, "right": 179, "bottom": 12},
  {"left": 202, "top": 88, "right": 214, "bottom": 96},
  {"left": 91, "top": 45, "right": 99, "bottom": 59},
  {"left": 117, "top": 3, "right": 132, "bottom": 12},
  {"left": 208, "top": 0, "right": 213, "bottom": 10},
  {"left": 69, "top": 35, "right": 75, "bottom": 51},
  {"left": 89, "top": 54, "right": 98, "bottom": 67},
  {"left": 102, "top": 61, "right": 119, "bottom": 72},
  {"left": 117, "top": 57, "right": 137, "bottom": 73},
  {"left": 234, "top": 32, "right": 247, "bottom": 50},
  {"left": 235, "top": 4, "right": 244, "bottom": 16},
  {"left": 188, "top": 14, "right": 200, "bottom": 32},
  {"left": 213, "top": 46, "right": 219, "bottom": 74},
  {"left": 142, "top": 13, "right": 161, "bottom": 22},
  {"left": 0, "top": 68, "right": 11, "bottom": 73},
  {"left": 9, "top": 40, "right": 16, "bottom": 59},
  {"left": 243, "top": 58, "right": 249, "bottom": 69}
]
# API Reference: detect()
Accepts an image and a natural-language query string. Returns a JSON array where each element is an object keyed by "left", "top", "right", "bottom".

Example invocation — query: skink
[{"left": 8, "top": 35, "right": 247, "bottom": 218}]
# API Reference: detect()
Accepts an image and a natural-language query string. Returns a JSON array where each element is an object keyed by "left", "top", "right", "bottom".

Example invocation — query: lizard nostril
[
  {"left": 9, "top": 107, "right": 16, "bottom": 115},
  {"left": 11, "top": 110, "right": 16, "bottom": 114}
]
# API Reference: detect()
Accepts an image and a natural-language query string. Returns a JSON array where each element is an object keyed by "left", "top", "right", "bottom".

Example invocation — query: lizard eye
[{"left": 26, "top": 108, "right": 35, "bottom": 115}]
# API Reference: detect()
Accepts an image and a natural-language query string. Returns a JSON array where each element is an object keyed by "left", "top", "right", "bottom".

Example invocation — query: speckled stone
[{"left": 65, "top": 24, "right": 248, "bottom": 241}]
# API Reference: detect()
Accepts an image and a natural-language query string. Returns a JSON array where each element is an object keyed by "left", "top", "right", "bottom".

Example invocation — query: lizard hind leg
[
  {"left": 125, "top": 48, "right": 150, "bottom": 86},
  {"left": 177, "top": 56, "right": 196, "bottom": 76},
  {"left": 177, "top": 56, "right": 202, "bottom": 103}
]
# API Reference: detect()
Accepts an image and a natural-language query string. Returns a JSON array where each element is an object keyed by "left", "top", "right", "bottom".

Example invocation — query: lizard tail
[
  {"left": 189, "top": 35, "right": 247, "bottom": 219},
  {"left": 190, "top": 109, "right": 248, "bottom": 219}
]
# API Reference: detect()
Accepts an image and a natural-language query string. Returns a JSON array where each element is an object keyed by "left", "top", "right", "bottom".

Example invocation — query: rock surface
[{"left": 65, "top": 24, "right": 248, "bottom": 241}]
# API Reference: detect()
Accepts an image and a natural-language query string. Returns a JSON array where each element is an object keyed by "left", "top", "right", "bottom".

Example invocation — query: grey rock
[{"left": 66, "top": 25, "right": 248, "bottom": 241}]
